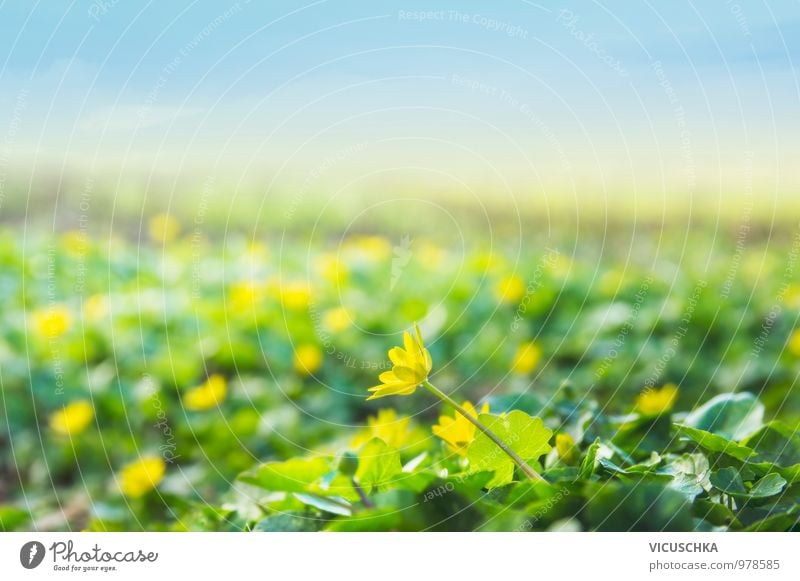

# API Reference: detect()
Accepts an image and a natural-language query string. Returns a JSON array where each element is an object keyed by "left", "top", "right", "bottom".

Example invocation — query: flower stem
[{"left": 421, "top": 380, "right": 545, "bottom": 482}]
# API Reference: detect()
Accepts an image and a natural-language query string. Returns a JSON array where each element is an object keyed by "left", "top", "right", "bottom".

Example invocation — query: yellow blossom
[
  {"left": 347, "top": 235, "right": 392, "bottom": 261},
  {"left": 118, "top": 456, "right": 166, "bottom": 498},
  {"left": 417, "top": 241, "right": 447, "bottom": 270},
  {"left": 635, "top": 384, "right": 679, "bottom": 415},
  {"left": 318, "top": 254, "right": 348, "bottom": 285},
  {"left": 184, "top": 375, "right": 227, "bottom": 411},
  {"left": 432, "top": 401, "right": 490, "bottom": 456},
  {"left": 788, "top": 330, "right": 800, "bottom": 357},
  {"left": 84, "top": 294, "right": 109, "bottom": 321},
  {"left": 786, "top": 285, "right": 800, "bottom": 309},
  {"left": 60, "top": 230, "right": 90, "bottom": 257},
  {"left": 367, "top": 324, "right": 432, "bottom": 400},
  {"left": 227, "top": 281, "right": 264, "bottom": 313},
  {"left": 49, "top": 400, "right": 94, "bottom": 436},
  {"left": 512, "top": 341, "right": 542, "bottom": 375},
  {"left": 33, "top": 306, "right": 72, "bottom": 339},
  {"left": 555, "top": 433, "right": 579, "bottom": 465},
  {"left": 294, "top": 344, "right": 323, "bottom": 375},
  {"left": 278, "top": 281, "right": 311, "bottom": 311},
  {"left": 322, "top": 306, "right": 352, "bottom": 333},
  {"left": 149, "top": 213, "right": 181, "bottom": 243},
  {"left": 495, "top": 273, "right": 525, "bottom": 304},
  {"left": 353, "top": 409, "right": 413, "bottom": 449}
]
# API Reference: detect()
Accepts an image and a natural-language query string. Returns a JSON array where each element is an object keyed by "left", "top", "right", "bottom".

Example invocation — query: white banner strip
[{"left": 1, "top": 533, "right": 797, "bottom": 580}]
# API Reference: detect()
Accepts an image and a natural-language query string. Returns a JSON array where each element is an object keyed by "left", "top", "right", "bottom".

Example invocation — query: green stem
[
  {"left": 351, "top": 478, "right": 375, "bottom": 509},
  {"left": 422, "top": 379, "right": 544, "bottom": 482}
]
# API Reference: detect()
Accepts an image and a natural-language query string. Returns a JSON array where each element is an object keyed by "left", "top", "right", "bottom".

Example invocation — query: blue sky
[{"left": 1, "top": 1, "right": 798, "bottom": 199}]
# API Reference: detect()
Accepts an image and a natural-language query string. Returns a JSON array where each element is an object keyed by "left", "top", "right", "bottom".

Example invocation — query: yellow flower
[
  {"left": 227, "top": 281, "right": 264, "bottom": 313},
  {"left": 555, "top": 433, "right": 579, "bottom": 465},
  {"left": 785, "top": 284, "right": 800, "bottom": 309},
  {"left": 788, "top": 330, "right": 800, "bottom": 357},
  {"left": 49, "top": 400, "right": 94, "bottom": 436},
  {"left": 33, "top": 306, "right": 72, "bottom": 339},
  {"left": 118, "top": 456, "right": 166, "bottom": 498},
  {"left": 495, "top": 273, "right": 525, "bottom": 304},
  {"left": 635, "top": 384, "right": 678, "bottom": 415},
  {"left": 277, "top": 281, "right": 311, "bottom": 311},
  {"left": 60, "top": 230, "right": 90, "bottom": 257},
  {"left": 417, "top": 241, "right": 447, "bottom": 270},
  {"left": 84, "top": 294, "right": 109, "bottom": 321},
  {"left": 184, "top": 374, "right": 227, "bottom": 411},
  {"left": 322, "top": 307, "right": 352, "bottom": 333},
  {"left": 432, "top": 400, "right": 489, "bottom": 456},
  {"left": 367, "top": 324, "right": 432, "bottom": 400},
  {"left": 511, "top": 341, "right": 542, "bottom": 375},
  {"left": 318, "top": 254, "right": 348, "bottom": 285},
  {"left": 149, "top": 213, "right": 181, "bottom": 243},
  {"left": 353, "top": 409, "right": 412, "bottom": 449},
  {"left": 294, "top": 344, "right": 323, "bottom": 375},
  {"left": 347, "top": 235, "right": 392, "bottom": 261}
]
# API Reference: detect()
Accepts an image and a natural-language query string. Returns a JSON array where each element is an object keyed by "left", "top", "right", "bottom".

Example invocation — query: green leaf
[
  {"left": 355, "top": 438, "right": 402, "bottom": 493},
  {"left": 683, "top": 392, "right": 764, "bottom": 440},
  {"left": 467, "top": 410, "right": 552, "bottom": 489},
  {"left": 748, "top": 473, "right": 787, "bottom": 499},
  {"left": 293, "top": 493, "right": 352, "bottom": 516},
  {"left": 709, "top": 467, "right": 747, "bottom": 496},
  {"left": 674, "top": 424, "right": 755, "bottom": 461},
  {"left": 586, "top": 480, "right": 694, "bottom": 531},
  {"left": 742, "top": 421, "right": 800, "bottom": 466},
  {"left": 580, "top": 438, "right": 601, "bottom": 480},
  {"left": 239, "top": 457, "right": 331, "bottom": 493},
  {"left": 0, "top": 506, "right": 29, "bottom": 531},
  {"left": 251, "top": 511, "right": 322, "bottom": 532},
  {"left": 659, "top": 453, "right": 710, "bottom": 498}
]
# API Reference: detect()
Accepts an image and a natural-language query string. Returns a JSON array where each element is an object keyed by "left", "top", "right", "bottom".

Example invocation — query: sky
[{"left": 1, "top": 0, "right": 798, "bottom": 204}]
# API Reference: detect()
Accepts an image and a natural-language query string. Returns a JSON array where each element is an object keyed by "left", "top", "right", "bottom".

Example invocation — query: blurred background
[{"left": 0, "top": 1, "right": 799, "bottom": 531}]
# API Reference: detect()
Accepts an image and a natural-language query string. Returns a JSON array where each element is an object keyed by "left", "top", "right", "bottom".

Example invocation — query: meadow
[{"left": 1, "top": 208, "right": 799, "bottom": 532}]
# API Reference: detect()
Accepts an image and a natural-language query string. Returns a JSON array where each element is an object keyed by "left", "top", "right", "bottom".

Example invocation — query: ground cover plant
[{"left": 1, "top": 219, "right": 799, "bottom": 531}]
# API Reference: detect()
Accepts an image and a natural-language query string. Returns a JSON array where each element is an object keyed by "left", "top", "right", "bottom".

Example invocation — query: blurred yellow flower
[
  {"left": 495, "top": 273, "right": 525, "bottom": 304},
  {"left": 322, "top": 306, "right": 351, "bottom": 333},
  {"left": 33, "top": 306, "right": 72, "bottom": 339},
  {"left": 227, "top": 281, "right": 264, "bottom": 313},
  {"left": 348, "top": 235, "right": 392, "bottom": 261},
  {"left": 84, "top": 294, "right": 109, "bottom": 321},
  {"left": 512, "top": 341, "right": 542, "bottom": 375},
  {"left": 60, "top": 230, "right": 90, "bottom": 256},
  {"left": 118, "top": 456, "right": 166, "bottom": 498},
  {"left": 49, "top": 400, "right": 94, "bottom": 436},
  {"left": 353, "top": 408, "right": 412, "bottom": 449},
  {"left": 432, "top": 400, "right": 489, "bottom": 456},
  {"left": 636, "top": 384, "right": 678, "bottom": 415},
  {"left": 555, "top": 433, "right": 579, "bottom": 465},
  {"left": 184, "top": 374, "right": 227, "bottom": 411},
  {"left": 417, "top": 241, "right": 447, "bottom": 270},
  {"left": 294, "top": 344, "right": 323, "bottom": 375},
  {"left": 149, "top": 213, "right": 181, "bottom": 243},
  {"left": 318, "top": 254, "right": 348, "bottom": 285},
  {"left": 599, "top": 268, "right": 626, "bottom": 296},
  {"left": 367, "top": 324, "right": 432, "bottom": 400},
  {"left": 786, "top": 284, "right": 800, "bottom": 309},
  {"left": 278, "top": 281, "right": 311, "bottom": 311},
  {"left": 787, "top": 330, "right": 800, "bottom": 357}
]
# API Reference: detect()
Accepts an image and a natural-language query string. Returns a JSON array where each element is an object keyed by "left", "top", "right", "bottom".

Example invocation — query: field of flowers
[{"left": 1, "top": 215, "right": 799, "bottom": 531}]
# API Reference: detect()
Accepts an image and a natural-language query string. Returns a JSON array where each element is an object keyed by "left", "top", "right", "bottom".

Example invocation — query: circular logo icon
[{"left": 20, "top": 541, "right": 46, "bottom": 569}]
